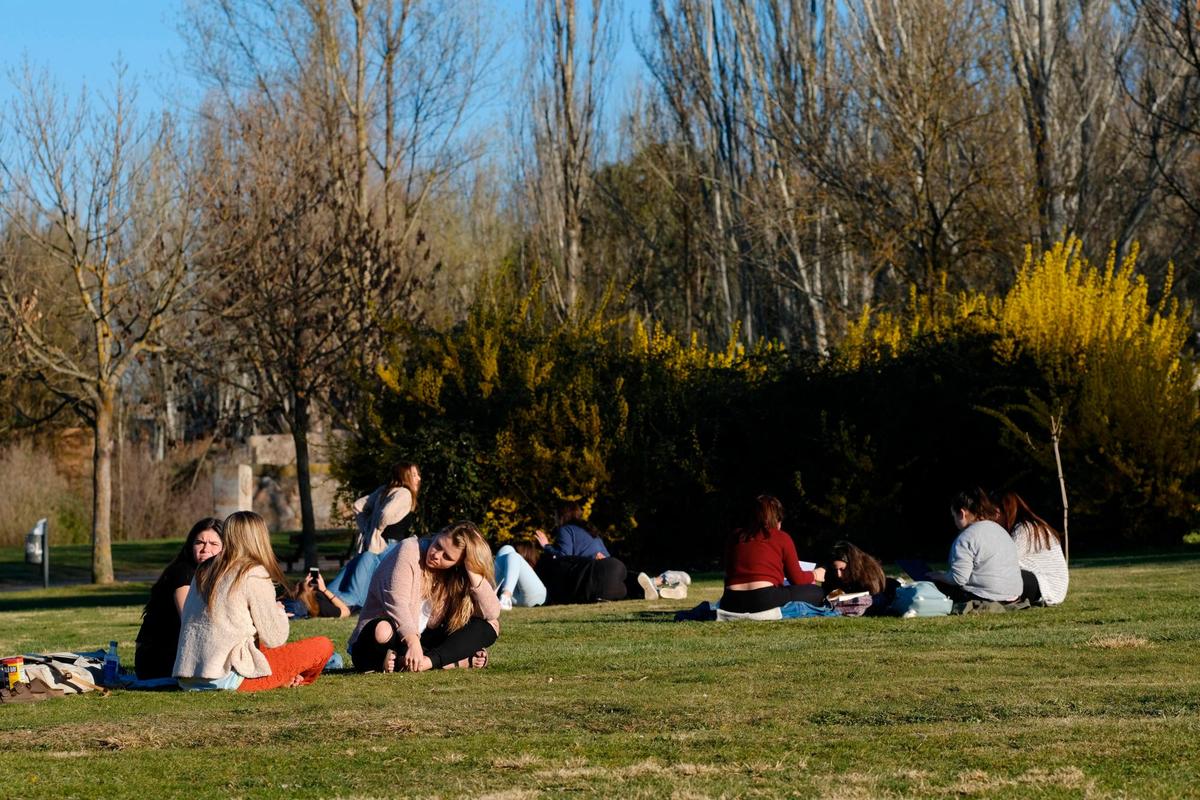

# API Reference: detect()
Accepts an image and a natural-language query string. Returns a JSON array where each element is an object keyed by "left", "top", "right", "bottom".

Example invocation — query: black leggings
[
  {"left": 1020, "top": 570, "right": 1043, "bottom": 605},
  {"left": 351, "top": 617, "right": 498, "bottom": 672},
  {"left": 719, "top": 584, "right": 826, "bottom": 614}
]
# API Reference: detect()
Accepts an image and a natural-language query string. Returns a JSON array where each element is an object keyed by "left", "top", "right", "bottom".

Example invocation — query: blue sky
[
  {"left": 0, "top": 0, "right": 650, "bottom": 143},
  {"left": 0, "top": 1, "right": 194, "bottom": 110}
]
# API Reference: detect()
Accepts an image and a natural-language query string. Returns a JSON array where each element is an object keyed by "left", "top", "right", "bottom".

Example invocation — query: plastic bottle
[{"left": 102, "top": 640, "right": 120, "bottom": 685}]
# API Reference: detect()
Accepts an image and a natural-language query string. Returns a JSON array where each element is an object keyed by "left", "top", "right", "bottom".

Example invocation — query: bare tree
[
  {"left": 521, "top": 0, "right": 618, "bottom": 318},
  {"left": 0, "top": 67, "right": 205, "bottom": 583},
  {"left": 183, "top": 0, "right": 492, "bottom": 564}
]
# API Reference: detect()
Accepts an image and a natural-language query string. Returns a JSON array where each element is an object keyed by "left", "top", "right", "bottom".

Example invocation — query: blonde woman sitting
[
  {"left": 348, "top": 522, "right": 499, "bottom": 672},
  {"left": 174, "top": 511, "right": 334, "bottom": 692}
]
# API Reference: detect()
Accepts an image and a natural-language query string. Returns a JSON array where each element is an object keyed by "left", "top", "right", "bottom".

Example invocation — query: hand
[
  {"left": 534, "top": 529, "right": 549, "bottom": 547},
  {"left": 593, "top": 552, "right": 606, "bottom": 560},
  {"left": 403, "top": 635, "right": 424, "bottom": 673},
  {"left": 812, "top": 566, "right": 826, "bottom": 583},
  {"left": 315, "top": 573, "right": 327, "bottom": 592}
]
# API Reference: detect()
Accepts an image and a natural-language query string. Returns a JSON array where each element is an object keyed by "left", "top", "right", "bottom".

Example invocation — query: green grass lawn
[{"left": 1, "top": 552, "right": 1199, "bottom": 799}]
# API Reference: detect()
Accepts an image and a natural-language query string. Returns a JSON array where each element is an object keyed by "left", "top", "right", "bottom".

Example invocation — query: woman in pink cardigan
[{"left": 348, "top": 521, "right": 499, "bottom": 672}]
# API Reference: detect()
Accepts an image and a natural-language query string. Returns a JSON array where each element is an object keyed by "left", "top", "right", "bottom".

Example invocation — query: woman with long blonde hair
[
  {"left": 348, "top": 521, "right": 499, "bottom": 672},
  {"left": 174, "top": 511, "right": 334, "bottom": 692}
]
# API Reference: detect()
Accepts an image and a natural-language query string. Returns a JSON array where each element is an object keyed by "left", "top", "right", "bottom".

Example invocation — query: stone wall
[{"left": 212, "top": 431, "right": 349, "bottom": 531}]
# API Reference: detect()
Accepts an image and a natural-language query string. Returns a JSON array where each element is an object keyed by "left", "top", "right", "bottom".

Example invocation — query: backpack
[{"left": 889, "top": 581, "right": 952, "bottom": 617}]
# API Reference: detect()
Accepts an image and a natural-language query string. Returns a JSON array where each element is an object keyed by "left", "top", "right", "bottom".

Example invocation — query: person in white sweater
[
  {"left": 174, "top": 511, "right": 333, "bottom": 692},
  {"left": 997, "top": 491, "right": 1069, "bottom": 605}
]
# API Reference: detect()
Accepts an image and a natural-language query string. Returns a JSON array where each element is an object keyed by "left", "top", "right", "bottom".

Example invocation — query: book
[{"left": 825, "top": 590, "right": 871, "bottom": 603}]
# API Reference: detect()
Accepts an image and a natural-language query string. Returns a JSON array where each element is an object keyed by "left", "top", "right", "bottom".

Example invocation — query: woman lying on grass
[
  {"left": 134, "top": 517, "right": 224, "bottom": 680},
  {"left": 494, "top": 540, "right": 547, "bottom": 610},
  {"left": 286, "top": 570, "right": 352, "bottom": 619},
  {"left": 174, "top": 511, "right": 334, "bottom": 692},
  {"left": 719, "top": 495, "right": 826, "bottom": 614},
  {"left": 348, "top": 522, "right": 498, "bottom": 673}
]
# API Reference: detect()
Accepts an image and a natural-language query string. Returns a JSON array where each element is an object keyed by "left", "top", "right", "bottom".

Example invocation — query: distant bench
[{"left": 279, "top": 529, "right": 354, "bottom": 572}]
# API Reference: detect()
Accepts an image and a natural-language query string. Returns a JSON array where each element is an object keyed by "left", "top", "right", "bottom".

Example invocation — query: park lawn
[
  {"left": 1, "top": 554, "right": 1198, "bottom": 799},
  {"left": 0, "top": 531, "right": 350, "bottom": 587}
]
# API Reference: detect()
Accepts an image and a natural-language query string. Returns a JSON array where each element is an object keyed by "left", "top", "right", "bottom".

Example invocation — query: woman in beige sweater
[
  {"left": 174, "top": 511, "right": 333, "bottom": 692},
  {"left": 348, "top": 521, "right": 499, "bottom": 672}
]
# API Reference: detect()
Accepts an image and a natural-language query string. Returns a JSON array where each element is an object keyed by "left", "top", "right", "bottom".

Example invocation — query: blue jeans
[
  {"left": 495, "top": 545, "right": 547, "bottom": 607},
  {"left": 330, "top": 540, "right": 399, "bottom": 608}
]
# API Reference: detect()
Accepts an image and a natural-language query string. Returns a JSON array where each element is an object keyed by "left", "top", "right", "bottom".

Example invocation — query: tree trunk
[
  {"left": 92, "top": 384, "right": 116, "bottom": 584},
  {"left": 291, "top": 393, "right": 318, "bottom": 569}
]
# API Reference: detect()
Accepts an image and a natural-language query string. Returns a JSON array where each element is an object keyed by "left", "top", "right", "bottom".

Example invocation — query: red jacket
[{"left": 724, "top": 528, "right": 815, "bottom": 587}]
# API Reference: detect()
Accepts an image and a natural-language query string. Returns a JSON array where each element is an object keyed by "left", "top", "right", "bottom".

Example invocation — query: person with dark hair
[
  {"left": 929, "top": 487, "right": 1022, "bottom": 604},
  {"left": 719, "top": 495, "right": 826, "bottom": 614},
  {"left": 134, "top": 517, "right": 225, "bottom": 680},
  {"left": 174, "top": 512, "right": 334, "bottom": 692},
  {"left": 997, "top": 491, "right": 1068, "bottom": 605},
  {"left": 534, "top": 501, "right": 610, "bottom": 560},
  {"left": 494, "top": 540, "right": 547, "bottom": 610},
  {"left": 327, "top": 462, "right": 422, "bottom": 608},
  {"left": 823, "top": 541, "right": 888, "bottom": 596}
]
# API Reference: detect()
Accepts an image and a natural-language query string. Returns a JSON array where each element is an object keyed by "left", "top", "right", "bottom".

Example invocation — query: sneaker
[
  {"left": 636, "top": 572, "right": 658, "bottom": 600},
  {"left": 499, "top": 593, "right": 513, "bottom": 611},
  {"left": 659, "top": 583, "right": 688, "bottom": 600},
  {"left": 659, "top": 570, "right": 691, "bottom": 586}
]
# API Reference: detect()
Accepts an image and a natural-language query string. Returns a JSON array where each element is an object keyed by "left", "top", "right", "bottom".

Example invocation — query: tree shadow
[{"left": 0, "top": 584, "right": 150, "bottom": 613}]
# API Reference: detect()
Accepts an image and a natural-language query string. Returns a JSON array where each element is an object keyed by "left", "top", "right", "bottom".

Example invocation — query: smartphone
[{"left": 308, "top": 567, "right": 320, "bottom": 584}]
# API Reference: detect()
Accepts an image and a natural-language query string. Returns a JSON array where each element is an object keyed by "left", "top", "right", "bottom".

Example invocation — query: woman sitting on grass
[
  {"left": 927, "top": 487, "right": 1023, "bottom": 604},
  {"left": 134, "top": 517, "right": 224, "bottom": 680},
  {"left": 719, "top": 495, "right": 826, "bottom": 614},
  {"left": 494, "top": 540, "right": 547, "bottom": 610},
  {"left": 174, "top": 511, "right": 334, "bottom": 692},
  {"left": 327, "top": 461, "right": 423, "bottom": 609},
  {"left": 997, "top": 490, "right": 1068, "bottom": 606},
  {"left": 348, "top": 522, "right": 498, "bottom": 672}
]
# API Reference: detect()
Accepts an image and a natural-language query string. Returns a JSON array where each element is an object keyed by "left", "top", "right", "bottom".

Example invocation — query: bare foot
[
  {"left": 383, "top": 649, "right": 397, "bottom": 673},
  {"left": 288, "top": 674, "right": 304, "bottom": 688},
  {"left": 470, "top": 649, "right": 489, "bottom": 669}
]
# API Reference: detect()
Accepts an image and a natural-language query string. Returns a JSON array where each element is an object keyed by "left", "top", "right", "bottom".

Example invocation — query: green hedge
[{"left": 335, "top": 243, "right": 1200, "bottom": 564}]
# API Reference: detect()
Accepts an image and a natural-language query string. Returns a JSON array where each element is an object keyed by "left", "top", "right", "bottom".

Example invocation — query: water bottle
[{"left": 102, "top": 640, "right": 120, "bottom": 686}]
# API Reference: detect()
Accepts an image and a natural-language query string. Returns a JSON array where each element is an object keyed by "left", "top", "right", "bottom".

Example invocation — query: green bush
[{"left": 337, "top": 240, "right": 1200, "bottom": 563}]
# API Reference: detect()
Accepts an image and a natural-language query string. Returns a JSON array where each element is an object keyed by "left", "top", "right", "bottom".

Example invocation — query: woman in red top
[{"left": 720, "top": 495, "right": 826, "bottom": 613}]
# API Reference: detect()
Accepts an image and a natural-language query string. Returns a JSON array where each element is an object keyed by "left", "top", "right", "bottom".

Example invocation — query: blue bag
[{"left": 889, "top": 581, "right": 952, "bottom": 617}]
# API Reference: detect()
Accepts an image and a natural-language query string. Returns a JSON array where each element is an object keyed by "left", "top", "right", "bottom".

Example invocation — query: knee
[
  {"left": 372, "top": 619, "right": 395, "bottom": 644},
  {"left": 316, "top": 636, "right": 335, "bottom": 658}
]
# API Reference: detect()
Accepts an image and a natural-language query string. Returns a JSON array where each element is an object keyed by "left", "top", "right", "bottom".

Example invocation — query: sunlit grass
[{"left": 1, "top": 551, "right": 1199, "bottom": 798}]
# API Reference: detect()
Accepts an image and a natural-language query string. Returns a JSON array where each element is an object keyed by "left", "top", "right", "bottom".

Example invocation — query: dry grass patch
[
  {"left": 1084, "top": 633, "right": 1152, "bottom": 649},
  {"left": 534, "top": 758, "right": 723, "bottom": 782},
  {"left": 950, "top": 766, "right": 1094, "bottom": 795},
  {"left": 491, "top": 753, "right": 544, "bottom": 770}
]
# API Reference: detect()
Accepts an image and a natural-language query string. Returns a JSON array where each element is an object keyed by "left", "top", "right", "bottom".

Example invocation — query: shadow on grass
[
  {"left": 520, "top": 606, "right": 682, "bottom": 624},
  {"left": 0, "top": 585, "right": 150, "bottom": 613}
]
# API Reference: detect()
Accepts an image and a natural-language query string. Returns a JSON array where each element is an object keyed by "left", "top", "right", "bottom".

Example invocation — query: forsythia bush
[{"left": 338, "top": 238, "right": 1199, "bottom": 560}]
